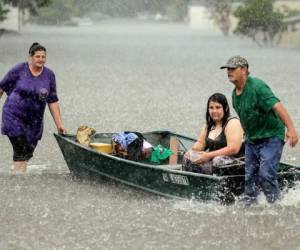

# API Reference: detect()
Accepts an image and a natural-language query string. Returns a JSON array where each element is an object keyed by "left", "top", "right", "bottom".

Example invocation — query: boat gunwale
[
  {"left": 54, "top": 133, "right": 233, "bottom": 180},
  {"left": 54, "top": 132, "right": 300, "bottom": 179}
]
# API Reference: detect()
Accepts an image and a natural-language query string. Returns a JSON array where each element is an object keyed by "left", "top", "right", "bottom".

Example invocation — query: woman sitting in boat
[{"left": 183, "top": 93, "right": 244, "bottom": 174}]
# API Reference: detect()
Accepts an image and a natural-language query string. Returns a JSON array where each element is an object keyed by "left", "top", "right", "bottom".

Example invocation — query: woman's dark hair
[
  {"left": 205, "top": 93, "right": 230, "bottom": 134},
  {"left": 29, "top": 42, "right": 46, "bottom": 56}
]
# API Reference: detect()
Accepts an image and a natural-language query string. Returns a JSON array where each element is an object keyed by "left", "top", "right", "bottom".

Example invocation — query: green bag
[{"left": 150, "top": 144, "right": 173, "bottom": 164}]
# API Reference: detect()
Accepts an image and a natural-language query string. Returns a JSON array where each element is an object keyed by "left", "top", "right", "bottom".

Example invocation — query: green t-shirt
[{"left": 232, "top": 76, "right": 285, "bottom": 142}]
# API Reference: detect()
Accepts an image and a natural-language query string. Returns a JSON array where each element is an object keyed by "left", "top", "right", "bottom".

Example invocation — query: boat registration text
[{"left": 162, "top": 173, "right": 189, "bottom": 186}]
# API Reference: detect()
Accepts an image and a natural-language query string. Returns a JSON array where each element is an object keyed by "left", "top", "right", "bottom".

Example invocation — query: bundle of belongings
[
  {"left": 75, "top": 127, "right": 174, "bottom": 163},
  {"left": 76, "top": 125, "right": 96, "bottom": 146},
  {"left": 112, "top": 131, "right": 173, "bottom": 163},
  {"left": 112, "top": 131, "right": 145, "bottom": 161}
]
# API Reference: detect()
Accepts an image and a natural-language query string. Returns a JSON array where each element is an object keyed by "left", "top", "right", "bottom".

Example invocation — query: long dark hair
[
  {"left": 29, "top": 42, "right": 46, "bottom": 56},
  {"left": 205, "top": 93, "right": 230, "bottom": 134}
]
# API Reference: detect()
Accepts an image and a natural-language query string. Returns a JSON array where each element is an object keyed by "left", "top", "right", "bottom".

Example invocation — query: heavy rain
[{"left": 0, "top": 0, "right": 300, "bottom": 249}]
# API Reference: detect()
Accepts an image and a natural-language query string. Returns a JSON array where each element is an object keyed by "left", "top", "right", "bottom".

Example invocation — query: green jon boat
[{"left": 54, "top": 130, "right": 300, "bottom": 203}]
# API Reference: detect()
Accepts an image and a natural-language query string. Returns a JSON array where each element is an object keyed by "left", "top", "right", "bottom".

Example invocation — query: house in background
[
  {"left": 188, "top": 0, "right": 300, "bottom": 32},
  {"left": 188, "top": 0, "right": 217, "bottom": 31}
]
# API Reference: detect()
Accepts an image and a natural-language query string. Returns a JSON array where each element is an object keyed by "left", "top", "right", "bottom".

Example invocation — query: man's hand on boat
[{"left": 286, "top": 128, "right": 298, "bottom": 147}]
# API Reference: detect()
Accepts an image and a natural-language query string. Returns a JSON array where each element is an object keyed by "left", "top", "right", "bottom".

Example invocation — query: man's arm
[{"left": 273, "top": 102, "right": 298, "bottom": 147}]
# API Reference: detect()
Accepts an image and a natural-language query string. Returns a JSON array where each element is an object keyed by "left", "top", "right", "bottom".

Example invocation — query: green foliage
[
  {"left": 0, "top": 2, "right": 9, "bottom": 22},
  {"left": 207, "top": 0, "right": 233, "bottom": 36},
  {"left": 31, "top": 0, "right": 188, "bottom": 25},
  {"left": 90, "top": 0, "right": 187, "bottom": 19},
  {"left": 279, "top": 5, "right": 300, "bottom": 18},
  {"left": 234, "top": 0, "right": 286, "bottom": 46},
  {"left": 1, "top": 0, "right": 188, "bottom": 26},
  {"left": 30, "top": 0, "right": 71, "bottom": 25},
  {"left": 165, "top": 0, "right": 188, "bottom": 22},
  {"left": 3, "top": 0, "right": 52, "bottom": 14},
  {"left": 93, "top": 0, "right": 146, "bottom": 18}
]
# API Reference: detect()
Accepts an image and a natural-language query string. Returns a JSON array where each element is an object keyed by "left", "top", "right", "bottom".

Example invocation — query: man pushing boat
[{"left": 220, "top": 55, "right": 298, "bottom": 205}]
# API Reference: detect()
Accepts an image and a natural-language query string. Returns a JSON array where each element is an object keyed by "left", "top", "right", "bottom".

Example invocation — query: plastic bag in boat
[{"left": 150, "top": 144, "right": 173, "bottom": 164}]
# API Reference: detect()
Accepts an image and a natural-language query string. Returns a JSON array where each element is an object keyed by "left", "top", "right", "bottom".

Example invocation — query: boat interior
[{"left": 89, "top": 131, "right": 246, "bottom": 175}]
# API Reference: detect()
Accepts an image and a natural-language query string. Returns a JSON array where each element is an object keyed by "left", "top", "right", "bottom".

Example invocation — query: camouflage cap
[{"left": 220, "top": 56, "right": 249, "bottom": 69}]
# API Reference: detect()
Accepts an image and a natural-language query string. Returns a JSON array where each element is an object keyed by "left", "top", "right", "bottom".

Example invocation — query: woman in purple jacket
[{"left": 0, "top": 42, "right": 66, "bottom": 173}]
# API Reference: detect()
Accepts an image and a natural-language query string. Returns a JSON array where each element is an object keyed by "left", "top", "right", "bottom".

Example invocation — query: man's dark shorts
[{"left": 8, "top": 136, "right": 36, "bottom": 161}]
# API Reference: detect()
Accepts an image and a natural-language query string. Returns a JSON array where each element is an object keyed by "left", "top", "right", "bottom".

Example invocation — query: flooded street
[{"left": 0, "top": 21, "right": 300, "bottom": 249}]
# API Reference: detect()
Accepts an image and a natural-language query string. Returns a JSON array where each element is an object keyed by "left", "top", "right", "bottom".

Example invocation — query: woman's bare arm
[
  {"left": 191, "top": 125, "right": 207, "bottom": 151},
  {"left": 48, "top": 101, "right": 67, "bottom": 134}
]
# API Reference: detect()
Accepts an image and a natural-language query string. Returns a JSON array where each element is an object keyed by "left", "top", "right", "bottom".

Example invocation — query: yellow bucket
[{"left": 89, "top": 143, "right": 113, "bottom": 154}]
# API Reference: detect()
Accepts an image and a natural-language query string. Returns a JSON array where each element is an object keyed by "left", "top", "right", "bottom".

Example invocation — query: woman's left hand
[{"left": 194, "top": 151, "right": 211, "bottom": 164}]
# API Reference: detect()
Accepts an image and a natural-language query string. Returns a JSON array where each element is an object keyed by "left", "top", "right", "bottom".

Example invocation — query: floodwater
[{"left": 0, "top": 21, "right": 300, "bottom": 250}]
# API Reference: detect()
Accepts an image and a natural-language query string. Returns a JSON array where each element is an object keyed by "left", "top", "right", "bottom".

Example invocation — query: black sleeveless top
[{"left": 205, "top": 117, "right": 244, "bottom": 156}]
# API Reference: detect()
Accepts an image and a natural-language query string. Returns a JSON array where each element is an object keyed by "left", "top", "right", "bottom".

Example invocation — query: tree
[
  {"left": 207, "top": 0, "right": 233, "bottom": 36},
  {"left": 165, "top": 0, "right": 188, "bottom": 22},
  {"left": 2, "top": 0, "right": 51, "bottom": 30},
  {"left": 30, "top": 0, "right": 188, "bottom": 24},
  {"left": 234, "top": 0, "right": 286, "bottom": 46},
  {"left": 29, "top": 0, "right": 72, "bottom": 25},
  {"left": 3, "top": 0, "right": 51, "bottom": 14},
  {"left": 0, "top": 2, "right": 9, "bottom": 22}
]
